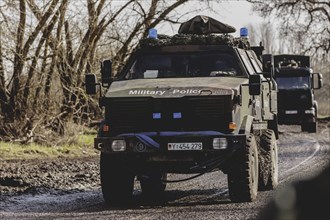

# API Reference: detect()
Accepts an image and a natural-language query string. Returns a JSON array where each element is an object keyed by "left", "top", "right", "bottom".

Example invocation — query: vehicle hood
[{"left": 105, "top": 77, "right": 247, "bottom": 98}]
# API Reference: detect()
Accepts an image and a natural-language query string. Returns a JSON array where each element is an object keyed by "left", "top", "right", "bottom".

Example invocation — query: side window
[
  {"left": 246, "top": 51, "right": 262, "bottom": 73},
  {"left": 237, "top": 49, "right": 255, "bottom": 74}
]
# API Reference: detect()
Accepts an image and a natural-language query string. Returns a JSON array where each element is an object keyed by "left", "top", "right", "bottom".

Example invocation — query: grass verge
[{"left": 0, "top": 134, "right": 98, "bottom": 160}]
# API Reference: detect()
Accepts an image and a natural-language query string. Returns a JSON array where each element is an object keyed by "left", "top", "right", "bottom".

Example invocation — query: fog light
[
  {"left": 213, "top": 138, "right": 228, "bottom": 149},
  {"left": 111, "top": 140, "right": 126, "bottom": 151}
]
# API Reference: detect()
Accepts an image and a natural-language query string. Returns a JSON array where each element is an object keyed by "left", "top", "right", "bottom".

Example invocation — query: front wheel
[
  {"left": 258, "top": 129, "right": 278, "bottom": 191},
  {"left": 228, "top": 134, "right": 259, "bottom": 202},
  {"left": 100, "top": 153, "right": 135, "bottom": 206}
]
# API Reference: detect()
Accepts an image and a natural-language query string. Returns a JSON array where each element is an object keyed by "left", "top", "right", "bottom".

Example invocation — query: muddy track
[{"left": 0, "top": 121, "right": 329, "bottom": 219}]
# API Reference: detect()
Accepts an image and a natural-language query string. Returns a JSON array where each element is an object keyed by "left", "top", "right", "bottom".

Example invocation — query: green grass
[{"left": 0, "top": 134, "right": 98, "bottom": 160}]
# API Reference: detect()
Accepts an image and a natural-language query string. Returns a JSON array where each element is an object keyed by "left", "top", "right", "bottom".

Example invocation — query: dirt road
[{"left": 1, "top": 121, "right": 329, "bottom": 219}]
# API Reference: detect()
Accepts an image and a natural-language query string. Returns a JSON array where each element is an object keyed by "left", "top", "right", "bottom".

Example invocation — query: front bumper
[
  {"left": 94, "top": 131, "right": 246, "bottom": 173},
  {"left": 278, "top": 107, "right": 316, "bottom": 124}
]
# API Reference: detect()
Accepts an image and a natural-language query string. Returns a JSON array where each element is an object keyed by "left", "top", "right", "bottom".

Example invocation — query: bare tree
[
  {"left": 248, "top": 0, "right": 330, "bottom": 56},
  {"left": 111, "top": 0, "right": 190, "bottom": 72},
  {"left": 248, "top": 21, "right": 278, "bottom": 54},
  {"left": 0, "top": 21, "right": 8, "bottom": 120},
  {"left": 0, "top": 0, "right": 213, "bottom": 142},
  {"left": 9, "top": 0, "right": 60, "bottom": 120}
]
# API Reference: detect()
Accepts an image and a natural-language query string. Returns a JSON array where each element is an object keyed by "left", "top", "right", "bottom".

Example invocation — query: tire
[
  {"left": 302, "top": 121, "right": 317, "bottom": 133},
  {"left": 228, "top": 134, "right": 259, "bottom": 202},
  {"left": 307, "top": 121, "right": 317, "bottom": 133},
  {"left": 309, "top": 104, "right": 318, "bottom": 133},
  {"left": 268, "top": 114, "right": 279, "bottom": 139},
  {"left": 100, "top": 153, "right": 135, "bottom": 206},
  {"left": 140, "top": 172, "right": 167, "bottom": 196},
  {"left": 258, "top": 129, "right": 278, "bottom": 191}
]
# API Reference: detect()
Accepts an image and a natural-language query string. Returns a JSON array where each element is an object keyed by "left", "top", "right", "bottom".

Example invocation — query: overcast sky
[{"left": 158, "top": 0, "right": 264, "bottom": 38}]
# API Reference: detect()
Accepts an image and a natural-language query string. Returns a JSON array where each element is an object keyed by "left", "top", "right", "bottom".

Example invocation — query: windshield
[
  {"left": 124, "top": 52, "right": 243, "bottom": 79},
  {"left": 276, "top": 76, "right": 310, "bottom": 90}
]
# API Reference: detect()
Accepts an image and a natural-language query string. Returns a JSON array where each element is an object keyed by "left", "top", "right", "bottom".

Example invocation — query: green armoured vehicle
[
  {"left": 85, "top": 16, "right": 279, "bottom": 206},
  {"left": 274, "top": 54, "right": 323, "bottom": 132}
]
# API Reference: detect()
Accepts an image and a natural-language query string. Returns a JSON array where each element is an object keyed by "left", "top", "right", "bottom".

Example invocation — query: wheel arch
[{"left": 239, "top": 115, "right": 254, "bottom": 136}]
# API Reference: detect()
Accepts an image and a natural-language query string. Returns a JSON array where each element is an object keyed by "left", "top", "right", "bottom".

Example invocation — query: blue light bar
[
  {"left": 240, "top": 27, "right": 248, "bottom": 38},
  {"left": 173, "top": 112, "right": 182, "bottom": 119},
  {"left": 148, "top": 28, "right": 158, "bottom": 39},
  {"left": 153, "top": 112, "right": 161, "bottom": 119}
]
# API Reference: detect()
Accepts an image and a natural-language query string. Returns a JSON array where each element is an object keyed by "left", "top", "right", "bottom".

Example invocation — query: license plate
[{"left": 168, "top": 142, "right": 203, "bottom": 150}]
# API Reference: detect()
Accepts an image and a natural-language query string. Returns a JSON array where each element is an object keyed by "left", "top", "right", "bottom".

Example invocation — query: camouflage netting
[{"left": 138, "top": 34, "right": 251, "bottom": 50}]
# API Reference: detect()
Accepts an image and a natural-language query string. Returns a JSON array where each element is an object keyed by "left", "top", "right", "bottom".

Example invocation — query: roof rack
[
  {"left": 178, "top": 15, "right": 236, "bottom": 34},
  {"left": 138, "top": 15, "right": 251, "bottom": 50}
]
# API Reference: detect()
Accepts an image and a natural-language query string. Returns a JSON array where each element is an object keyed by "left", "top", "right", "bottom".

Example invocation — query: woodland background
[{"left": 0, "top": 0, "right": 329, "bottom": 145}]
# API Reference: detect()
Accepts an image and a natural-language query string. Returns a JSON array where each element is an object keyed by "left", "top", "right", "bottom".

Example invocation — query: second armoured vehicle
[
  {"left": 85, "top": 15, "right": 279, "bottom": 206},
  {"left": 274, "top": 54, "right": 323, "bottom": 132}
]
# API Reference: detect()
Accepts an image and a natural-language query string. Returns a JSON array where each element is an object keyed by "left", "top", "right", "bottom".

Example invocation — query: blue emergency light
[
  {"left": 240, "top": 27, "right": 248, "bottom": 38},
  {"left": 148, "top": 28, "right": 158, "bottom": 39},
  {"left": 153, "top": 112, "right": 161, "bottom": 119},
  {"left": 173, "top": 112, "right": 182, "bottom": 119}
]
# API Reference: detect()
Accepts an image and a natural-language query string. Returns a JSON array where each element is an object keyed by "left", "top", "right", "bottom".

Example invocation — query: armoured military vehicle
[
  {"left": 274, "top": 54, "right": 323, "bottom": 132},
  {"left": 85, "top": 15, "right": 279, "bottom": 206}
]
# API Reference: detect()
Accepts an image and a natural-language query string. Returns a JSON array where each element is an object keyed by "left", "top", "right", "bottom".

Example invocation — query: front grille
[
  {"left": 107, "top": 98, "right": 150, "bottom": 130},
  {"left": 107, "top": 96, "right": 232, "bottom": 134},
  {"left": 189, "top": 97, "right": 227, "bottom": 119},
  {"left": 278, "top": 90, "right": 312, "bottom": 109}
]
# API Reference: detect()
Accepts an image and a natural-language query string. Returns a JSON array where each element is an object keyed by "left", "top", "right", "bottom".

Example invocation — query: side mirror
[
  {"left": 101, "top": 60, "right": 112, "bottom": 87},
  {"left": 249, "top": 74, "right": 261, "bottom": 95},
  {"left": 85, "top": 74, "right": 98, "bottom": 95},
  {"left": 312, "top": 72, "right": 323, "bottom": 89},
  {"left": 261, "top": 54, "right": 274, "bottom": 73}
]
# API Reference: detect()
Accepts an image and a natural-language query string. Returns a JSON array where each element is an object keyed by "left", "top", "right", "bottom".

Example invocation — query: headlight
[
  {"left": 213, "top": 138, "right": 228, "bottom": 149},
  {"left": 285, "top": 110, "right": 298, "bottom": 114},
  {"left": 111, "top": 140, "right": 126, "bottom": 151},
  {"left": 305, "top": 109, "right": 315, "bottom": 114}
]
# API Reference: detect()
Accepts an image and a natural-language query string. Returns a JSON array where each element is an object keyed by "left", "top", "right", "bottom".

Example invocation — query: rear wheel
[
  {"left": 100, "top": 153, "right": 135, "bottom": 206},
  {"left": 140, "top": 172, "right": 167, "bottom": 196},
  {"left": 228, "top": 134, "right": 259, "bottom": 202},
  {"left": 307, "top": 121, "right": 317, "bottom": 133},
  {"left": 302, "top": 121, "right": 317, "bottom": 133},
  {"left": 258, "top": 129, "right": 278, "bottom": 191}
]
